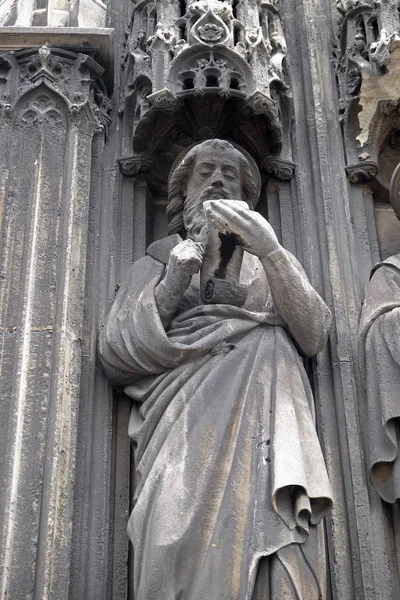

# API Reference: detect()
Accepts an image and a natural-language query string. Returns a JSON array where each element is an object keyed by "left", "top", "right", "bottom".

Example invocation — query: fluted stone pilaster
[{"left": 0, "top": 47, "right": 112, "bottom": 600}]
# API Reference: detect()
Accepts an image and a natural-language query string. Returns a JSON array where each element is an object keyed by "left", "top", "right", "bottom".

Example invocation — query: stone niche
[
  {"left": 336, "top": 0, "right": 400, "bottom": 259},
  {"left": 119, "top": 0, "right": 295, "bottom": 204}
]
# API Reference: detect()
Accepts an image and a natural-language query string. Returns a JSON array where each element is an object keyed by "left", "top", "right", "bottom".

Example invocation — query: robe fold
[
  {"left": 99, "top": 236, "right": 333, "bottom": 599},
  {"left": 359, "top": 254, "right": 400, "bottom": 503}
]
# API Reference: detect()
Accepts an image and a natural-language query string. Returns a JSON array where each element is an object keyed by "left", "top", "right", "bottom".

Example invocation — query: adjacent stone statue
[
  {"left": 359, "top": 255, "right": 400, "bottom": 503},
  {"left": 358, "top": 163, "right": 400, "bottom": 504},
  {"left": 99, "top": 139, "right": 333, "bottom": 599}
]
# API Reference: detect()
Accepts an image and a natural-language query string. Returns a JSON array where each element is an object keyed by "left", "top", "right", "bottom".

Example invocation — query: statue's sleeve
[
  {"left": 262, "top": 247, "right": 332, "bottom": 356},
  {"left": 359, "top": 262, "right": 400, "bottom": 503},
  {"left": 98, "top": 255, "right": 166, "bottom": 387}
]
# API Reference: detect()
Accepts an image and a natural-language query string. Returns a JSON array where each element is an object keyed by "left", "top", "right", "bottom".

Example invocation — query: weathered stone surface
[
  {"left": 0, "top": 27, "right": 114, "bottom": 86},
  {"left": 99, "top": 139, "right": 333, "bottom": 599},
  {"left": 0, "top": 0, "right": 107, "bottom": 27},
  {"left": 0, "top": 46, "right": 111, "bottom": 600},
  {"left": 2, "top": 0, "right": 400, "bottom": 593},
  {"left": 359, "top": 253, "right": 400, "bottom": 503},
  {"left": 358, "top": 48, "right": 400, "bottom": 149}
]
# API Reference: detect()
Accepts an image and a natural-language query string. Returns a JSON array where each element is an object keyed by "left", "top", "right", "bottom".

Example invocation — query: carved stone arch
[
  {"left": 14, "top": 83, "right": 68, "bottom": 128},
  {"left": 132, "top": 0, "right": 157, "bottom": 39},
  {"left": 259, "top": 3, "right": 281, "bottom": 38},
  {"left": 167, "top": 45, "right": 255, "bottom": 94},
  {"left": 366, "top": 12, "right": 380, "bottom": 45},
  {"left": 340, "top": 5, "right": 374, "bottom": 58}
]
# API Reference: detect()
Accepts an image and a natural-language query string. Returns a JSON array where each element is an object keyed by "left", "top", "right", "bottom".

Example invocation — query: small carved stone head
[{"left": 167, "top": 139, "right": 260, "bottom": 236}]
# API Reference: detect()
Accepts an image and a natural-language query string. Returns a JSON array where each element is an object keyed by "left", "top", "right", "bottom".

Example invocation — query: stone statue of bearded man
[{"left": 99, "top": 139, "right": 333, "bottom": 599}]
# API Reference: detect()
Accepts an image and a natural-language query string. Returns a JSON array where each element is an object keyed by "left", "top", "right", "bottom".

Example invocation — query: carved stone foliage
[
  {"left": 262, "top": 155, "right": 296, "bottom": 179},
  {"left": 118, "top": 153, "right": 153, "bottom": 177},
  {"left": 345, "top": 160, "right": 378, "bottom": 182},
  {"left": 0, "top": 46, "right": 112, "bottom": 132}
]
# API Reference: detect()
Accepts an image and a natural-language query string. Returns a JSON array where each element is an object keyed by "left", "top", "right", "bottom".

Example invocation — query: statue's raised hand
[
  {"left": 168, "top": 239, "right": 204, "bottom": 279},
  {"left": 203, "top": 199, "right": 280, "bottom": 258},
  {"left": 156, "top": 239, "right": 204, "bottom": 326}
]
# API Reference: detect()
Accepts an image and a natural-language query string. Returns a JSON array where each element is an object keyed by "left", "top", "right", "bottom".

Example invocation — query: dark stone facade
[{"left": 1, "top": 0, "right": 400, "bottom": 595}]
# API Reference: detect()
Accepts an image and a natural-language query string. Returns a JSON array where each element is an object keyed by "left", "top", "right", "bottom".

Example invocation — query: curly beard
[
  {"left": 183, "top": 186, "right": 230, "bottom": 244},
  {"left": 183, "top": 201, "right": 207, "bottom": 244}
]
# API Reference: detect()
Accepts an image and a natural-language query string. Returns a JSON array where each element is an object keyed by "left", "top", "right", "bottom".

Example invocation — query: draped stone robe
[
  {"left": 99, "top": 235, "right": 333, "bottom": 599},
  {"left": 359, "top": 254, "right": 400, "bottom": 503}
]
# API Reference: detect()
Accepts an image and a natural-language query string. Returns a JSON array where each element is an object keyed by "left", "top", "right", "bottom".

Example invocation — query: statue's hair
[{"left": 167, "top": 140, "right": 259, "bottom": 236}]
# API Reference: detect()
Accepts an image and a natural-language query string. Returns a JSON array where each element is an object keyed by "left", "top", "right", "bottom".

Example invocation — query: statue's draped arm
[
  {"left": 98, "top": 254, "right": 165, "bottom": 387},
  {"left": 261, "top": 248, "right": 332, "bottom": 357}
]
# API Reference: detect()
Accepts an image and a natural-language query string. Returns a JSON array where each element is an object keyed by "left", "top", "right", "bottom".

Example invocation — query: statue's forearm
[
  {"left": 155, "top": 270, "right": 191, "bottom": 327},
  {"left": 261, "top": 248, "right": 331, "bottom": 356}
]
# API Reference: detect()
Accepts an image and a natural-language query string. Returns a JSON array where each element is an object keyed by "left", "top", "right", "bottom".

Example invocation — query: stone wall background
[{"left": 1, "top": 0, "right": 400, "bottom": 597}]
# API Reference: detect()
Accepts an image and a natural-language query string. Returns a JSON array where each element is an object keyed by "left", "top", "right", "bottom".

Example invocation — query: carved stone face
[
  {"left": 184, "top": 145, "right": 243, "bottom": 203},
  {"left": 183, "top": 144, "right": 244, "bottom": 243}
]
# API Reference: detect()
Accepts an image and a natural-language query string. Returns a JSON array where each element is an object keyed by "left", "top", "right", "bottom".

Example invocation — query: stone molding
[
  {"left": 345, "top": 160, "right": 378, "bottom": 183},
  {"left": 0, "top": 27, "right": 114, "bottom": 87},
  {"left": 262, "top": 156, "right": 296, "bottom": 180},
  {"left": 0, "top": 45, "right": 112, "bottom": 132},
  {"left": 119, "top": 154, "right": 154, "bottom": 177},
  {"left": 0, "top": 0, "right": 107, "bottom": 27}
]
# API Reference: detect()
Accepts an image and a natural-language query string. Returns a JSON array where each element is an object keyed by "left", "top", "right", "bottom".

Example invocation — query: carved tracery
[
  {"left": 120, "top": 0, "right": 292, "bottom": 186},
  {"left": 17, "top": 93, "right": 65, "bottom": 126},
  {"left": 0, "top": 46, "right": 112, "bottom": 132},
  {"left": 335, "top": 0, "right": 400, "bottom": 181}
]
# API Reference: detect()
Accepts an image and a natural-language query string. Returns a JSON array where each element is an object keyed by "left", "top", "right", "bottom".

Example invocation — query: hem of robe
[{"left": 124, "top": 283, "right": 332, "bottom": 600}]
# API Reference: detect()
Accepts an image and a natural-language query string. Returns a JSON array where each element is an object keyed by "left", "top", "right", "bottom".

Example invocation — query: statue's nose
[
  {"left": 210, "top": 168, "right": 224, "bottom": 187},
  {"left": 211, "top": 178, "right": 224, "bottom": 187}
]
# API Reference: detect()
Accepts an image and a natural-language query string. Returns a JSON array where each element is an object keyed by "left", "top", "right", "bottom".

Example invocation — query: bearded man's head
[{"left": 167, "top": 140, "right": 260, "bottom": 242}]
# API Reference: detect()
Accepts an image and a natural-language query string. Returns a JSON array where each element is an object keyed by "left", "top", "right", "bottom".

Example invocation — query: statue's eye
[{"left": 223, "top": 168, "right": 237, "bottom": 180}]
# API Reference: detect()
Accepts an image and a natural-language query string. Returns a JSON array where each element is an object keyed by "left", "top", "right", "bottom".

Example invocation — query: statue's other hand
[
  {"left": 204, "top": 199, "right": 280, "bottom": 258},
  {"left": 156, "top": 240, "right": 204, "bottom": 323},
  {"left": 168, "top": 239, "right": 204, "bottom": 278}
]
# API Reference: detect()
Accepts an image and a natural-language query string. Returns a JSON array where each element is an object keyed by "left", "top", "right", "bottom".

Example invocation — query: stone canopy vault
[
  {"left": 1, "top": 0, "right": 400, "bottom": 596},
  {"left": 119, "top": 0, "right": 294, "bottom": 193}
]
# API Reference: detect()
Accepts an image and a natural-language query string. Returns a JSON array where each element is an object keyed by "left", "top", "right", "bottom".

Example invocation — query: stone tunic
[
  {"left": 99, "top": 236, "right": 333, "bottom": 599},
  {"left": 359, "top": 254, "right": 400, "bottom": 503}
]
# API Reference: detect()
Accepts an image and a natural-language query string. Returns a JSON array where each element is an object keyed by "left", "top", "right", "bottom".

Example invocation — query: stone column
[{"left": 0, "top": 46, "right": 112, "bottom": 600}]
